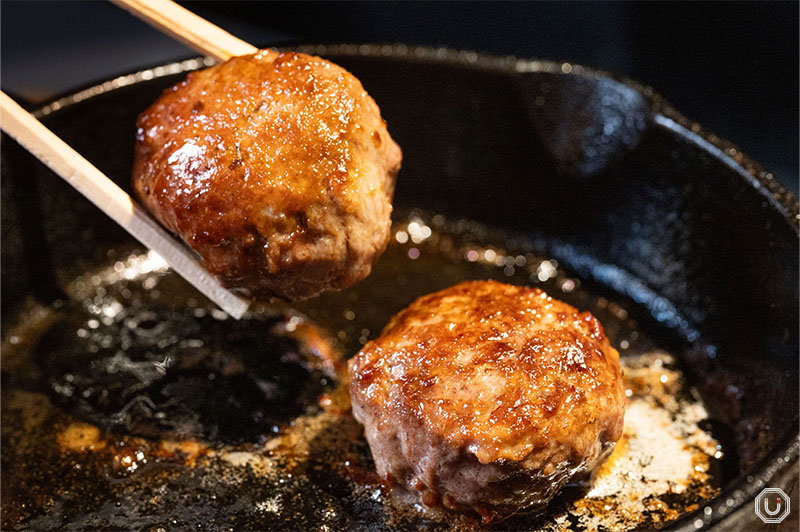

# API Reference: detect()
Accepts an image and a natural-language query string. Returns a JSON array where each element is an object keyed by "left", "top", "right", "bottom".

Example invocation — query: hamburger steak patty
[
  {"left": 133, "top": 50, "right": 402, "bottom": 300},
  {"left": 348, "top": 280, "right": 626, "bottom": 522}
]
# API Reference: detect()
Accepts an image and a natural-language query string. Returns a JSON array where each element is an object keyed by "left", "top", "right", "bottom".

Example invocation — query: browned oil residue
[{"left": 2, "top": 211, "right": 727, "bottom": 531}]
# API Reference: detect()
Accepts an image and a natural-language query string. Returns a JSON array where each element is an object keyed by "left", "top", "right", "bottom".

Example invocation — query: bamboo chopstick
[
  {"left": 0, "top": 91, "right": 250, "bottom": 319},
  {"left": 110, "top": 0, "right": 258, "bottom": 61}
]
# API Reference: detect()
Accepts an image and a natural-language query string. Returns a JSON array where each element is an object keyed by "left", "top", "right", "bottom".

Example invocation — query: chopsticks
[
  {"left": 110, "top": 0, "right": 258, "bottom": 61},
  {"left": 0, "top": 92, "right": 251, "bottom": 320},
  {"left": 1, "top": 0, "right": 265, "bottom": 317}
]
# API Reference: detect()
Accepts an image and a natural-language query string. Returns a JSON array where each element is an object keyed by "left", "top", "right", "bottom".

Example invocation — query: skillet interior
[{"left": 1, "top": 45, "right": 797, "bottom": 530}]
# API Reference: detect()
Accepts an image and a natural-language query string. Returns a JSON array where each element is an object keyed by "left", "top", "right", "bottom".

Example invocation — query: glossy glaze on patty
[
  {"left": 133, "top": 50, "right": 401, "bottom": 300},
  {"left": 348, "top": 280, "right": 626, "bottom": 521}
]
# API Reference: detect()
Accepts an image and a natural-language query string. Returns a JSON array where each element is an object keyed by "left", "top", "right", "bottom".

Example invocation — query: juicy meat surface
[
  {"left": 348, "top": 280, "right": 626, "bottom": 522},
  {"left": 133, "top": 50, "right": 402, "bottom": 300}
]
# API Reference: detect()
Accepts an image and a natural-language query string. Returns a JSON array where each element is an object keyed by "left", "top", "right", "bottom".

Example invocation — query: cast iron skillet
[{"left": 1, "top": 45, "right": 798, "bottom": 530}]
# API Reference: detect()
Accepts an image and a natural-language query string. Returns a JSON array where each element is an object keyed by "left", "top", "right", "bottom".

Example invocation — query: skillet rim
[{"left": 27, "top": 43, "right": 800, "bottom": 531}]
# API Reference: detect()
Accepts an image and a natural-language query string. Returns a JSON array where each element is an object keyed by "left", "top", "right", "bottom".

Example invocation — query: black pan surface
[{"left": 1, "top": 45, "right": 797, "bottom": 531}]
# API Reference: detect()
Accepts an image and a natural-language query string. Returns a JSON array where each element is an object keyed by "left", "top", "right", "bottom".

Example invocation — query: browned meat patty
[
  {"left": 348, "top": 280, "right": 626, "bottom": 522},
  {"left": 133, "top": 50, "right": 401, "bottom": 300}
]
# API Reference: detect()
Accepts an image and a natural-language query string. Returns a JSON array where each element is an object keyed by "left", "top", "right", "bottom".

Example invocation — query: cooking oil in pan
[{"left": 1, "top": 210, "right": 726, "bottom": 531}]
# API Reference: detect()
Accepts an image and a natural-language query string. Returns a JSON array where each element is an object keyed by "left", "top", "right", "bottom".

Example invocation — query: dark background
[{"left": 2, "top": 1, "right": 797, "bottom": 191}]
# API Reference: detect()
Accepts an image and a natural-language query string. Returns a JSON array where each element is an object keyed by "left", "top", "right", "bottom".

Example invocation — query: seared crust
[
  {"left": 348, "top": 280, "right": 625, "bottom": 521},
  {"left": 133, "top": 50, "right": 401, "bottom": 300}
]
